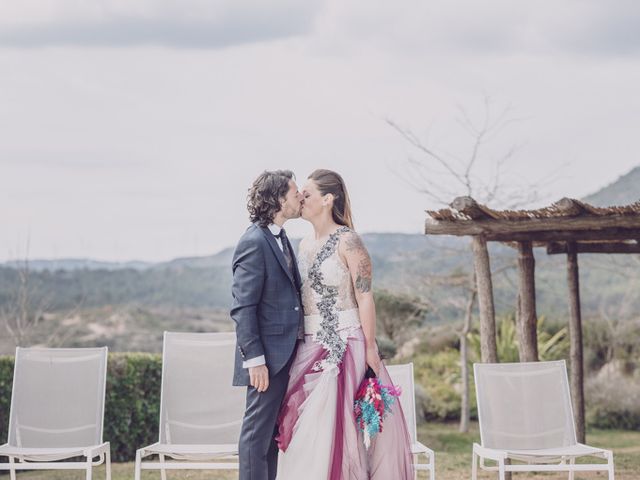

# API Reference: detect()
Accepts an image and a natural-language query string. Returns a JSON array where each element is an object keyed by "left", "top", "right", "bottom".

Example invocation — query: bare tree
[
  {"left": 1, "top": 257, "right": 50, "bottom": 348},
  {"left": 388, "top": 96, "right": 557, "bottom": 434},
  {"left": 0, "top": 252, "right": 84, "bottom": 353},
  {"left": 387, "top": 96, "right": 564, "bottom": 210}
]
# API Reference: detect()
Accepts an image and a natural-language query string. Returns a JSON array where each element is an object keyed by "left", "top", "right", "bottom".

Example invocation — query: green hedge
[
  {"left": 105, "top": 353, "right": 162, "bottom": 461},
  {"left": 0, "top": 357, "right": 13, "bottom": 447},
  {"left": 0, "top": 353, "right": 161, "bottom": 462}
]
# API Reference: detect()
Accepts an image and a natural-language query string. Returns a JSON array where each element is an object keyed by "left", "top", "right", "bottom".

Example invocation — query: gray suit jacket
[{"left": 230, "top": 223, "right": 304, "bottom": 386}]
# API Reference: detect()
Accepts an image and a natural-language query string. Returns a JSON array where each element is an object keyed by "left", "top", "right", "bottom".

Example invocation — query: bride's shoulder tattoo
[
  {"left": 344, "top": 232, "right": 372, "bottom": 293},
  {"left": 343, "top": 230, "right": 362, "bottom": 251}
]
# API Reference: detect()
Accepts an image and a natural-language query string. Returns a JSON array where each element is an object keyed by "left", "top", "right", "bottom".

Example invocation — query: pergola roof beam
[{"left": 547, "top": 241, "right": 640, "bottom": 255}]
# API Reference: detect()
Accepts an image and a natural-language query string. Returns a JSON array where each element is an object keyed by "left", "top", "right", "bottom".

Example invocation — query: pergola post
[
  {"left": 567, "top": 242, "right": 586, "bottom": 443},
  {"left": 516, "top": 241, "right": 538, "bottom": 362},
  {"left": 472, "top": 235, "right": 498, "bottom": 363}
]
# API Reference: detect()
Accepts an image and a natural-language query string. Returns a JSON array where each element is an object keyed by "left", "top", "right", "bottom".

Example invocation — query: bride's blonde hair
[{"left": 308, "top": 169, "right": 354, "bottom": 229}]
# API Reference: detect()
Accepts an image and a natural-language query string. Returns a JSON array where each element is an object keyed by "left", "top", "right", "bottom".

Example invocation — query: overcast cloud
[
  {"left": 0, "top": 1, "right": 323, "bottom": 48},
  {"left": 1, "top": 1, "right": 639, "bottom": 262}
]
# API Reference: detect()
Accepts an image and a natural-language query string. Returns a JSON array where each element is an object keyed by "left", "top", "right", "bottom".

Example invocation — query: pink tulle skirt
[{"left": 276, "top": 326, "right": 414, "bottom": 480}]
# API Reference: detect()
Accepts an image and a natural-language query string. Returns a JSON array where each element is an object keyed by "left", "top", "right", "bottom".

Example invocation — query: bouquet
[{"left": 353, "top": 367, "right": 402, "bottom": 449}]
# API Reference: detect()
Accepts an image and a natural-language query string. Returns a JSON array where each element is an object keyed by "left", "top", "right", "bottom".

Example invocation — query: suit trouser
[{"left": 238, "top": 357, "right": 292, "bottom": 480}]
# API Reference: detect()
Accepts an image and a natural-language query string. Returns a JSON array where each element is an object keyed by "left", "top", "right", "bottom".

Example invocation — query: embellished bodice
[
  {"left": 297, "top": 227, "right": 358, "bottom": 317},
  {"left": 297, "top": 226, "right": 360, "bottom": 370}
]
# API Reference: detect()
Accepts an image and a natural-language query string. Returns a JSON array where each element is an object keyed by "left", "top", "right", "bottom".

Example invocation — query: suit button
[{"left": 294, "top": 306, "right": 299, "bottom": 311}]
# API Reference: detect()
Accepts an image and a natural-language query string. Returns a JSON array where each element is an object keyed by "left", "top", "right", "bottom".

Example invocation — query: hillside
[
  {"left": 1, "top": 232, "right": 637, "bottom": 321},
  {"left": 582, "top": 165, "right": 640, "bottom": 206}
]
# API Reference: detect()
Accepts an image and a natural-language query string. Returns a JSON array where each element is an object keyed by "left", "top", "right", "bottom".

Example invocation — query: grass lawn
[
  {"left": 10, "top": 423, "right": 639, "bottom": 479},
  {"left": 418, "top": 423, "right": 639, "bottom": 479}
]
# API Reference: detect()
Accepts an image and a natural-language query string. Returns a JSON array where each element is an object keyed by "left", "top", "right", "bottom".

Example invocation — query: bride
[{"left": 276, "top": 169, "right": 414, "bottom": 479}]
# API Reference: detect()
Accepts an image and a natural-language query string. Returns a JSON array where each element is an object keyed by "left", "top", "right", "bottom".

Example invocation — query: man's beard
[{"left": 286, "top": 206, "right": 302, "bottom": 219}]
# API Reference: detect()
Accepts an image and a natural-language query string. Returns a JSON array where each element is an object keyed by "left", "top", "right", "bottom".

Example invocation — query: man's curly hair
[{"left": 247, "top": 170, "right": 294, "bottom": 227}]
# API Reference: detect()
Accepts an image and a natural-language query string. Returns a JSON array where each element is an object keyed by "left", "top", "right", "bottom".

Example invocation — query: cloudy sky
[{"left": 1, "top": 1, "right": 639, "bottom": 262}]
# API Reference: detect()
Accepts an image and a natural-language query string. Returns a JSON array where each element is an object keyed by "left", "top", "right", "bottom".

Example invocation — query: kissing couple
[{"left": 231, "top": 169, "right": 414, "bottom": 480}]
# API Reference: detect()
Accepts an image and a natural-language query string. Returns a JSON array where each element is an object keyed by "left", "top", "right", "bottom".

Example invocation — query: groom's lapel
[{"left": 259, "top": 225, "right": 295, "bottom": 286}]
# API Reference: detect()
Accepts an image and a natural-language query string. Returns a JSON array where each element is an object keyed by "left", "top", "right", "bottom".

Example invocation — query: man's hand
[{"left": 249, "top": 365, "right": 270, "bottom": 392}]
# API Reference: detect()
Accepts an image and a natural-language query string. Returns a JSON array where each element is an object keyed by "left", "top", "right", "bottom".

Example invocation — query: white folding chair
[
  {"left": 0, "top": 347, "right": 111, "bottom": 480},
  {"left": 134, "top": 331, "right": 246, "bottom": 479},
  {"left": 472, "top": 360, "right": 615, "bottom": 480},
  {"left": 387, "top": 362, "right": 436, "bottom": 480}
]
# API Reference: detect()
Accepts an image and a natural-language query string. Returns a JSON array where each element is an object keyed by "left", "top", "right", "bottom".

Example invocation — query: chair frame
[
  {"left": 387, "top": 362, "right": 436, "bottom": 480},
  {"left": 0, "top": 347, "right": 111, "bottom": 480},
  {"left": 472, "top": 360, "right": 615, "bottom": 480},
  {"left": 134, "top": 331, "right": 242, "bottom": 480}
]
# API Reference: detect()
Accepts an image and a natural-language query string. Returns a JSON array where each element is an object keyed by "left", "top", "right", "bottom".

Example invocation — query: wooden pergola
[{"left": 425, "top": 196, "right": 640, "bottom": 442}]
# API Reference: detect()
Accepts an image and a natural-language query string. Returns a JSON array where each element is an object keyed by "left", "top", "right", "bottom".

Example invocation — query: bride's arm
[{"left": 340, "top": 230, "right": 381, "bottom": 375}]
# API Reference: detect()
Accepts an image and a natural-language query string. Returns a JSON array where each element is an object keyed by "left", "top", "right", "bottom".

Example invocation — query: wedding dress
[{"left": 276, "top": 226, "right": 414, "bottom": 480}]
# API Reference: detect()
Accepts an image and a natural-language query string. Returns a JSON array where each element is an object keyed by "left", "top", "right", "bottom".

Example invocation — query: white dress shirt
[{"left": 242, "top": 223, "right": 284, "bottom": 369}]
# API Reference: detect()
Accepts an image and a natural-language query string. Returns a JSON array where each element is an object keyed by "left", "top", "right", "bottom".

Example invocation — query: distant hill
[
  {"left": 0, "top": 234, "right": 466, "bottom": 311},
  {"left": 0, "top": 234, "right": 456, "bottom": 273},
  {"left": 582, "top": 165, "right": 640, "bottom": 206},
  {"left": 1, "top": 231, "right": 637, "bottom": 325},
  {"left": 150, "top": 247, "right": 235, "bottom": 271},
  {"left": 2, "top": 248, "right": 236, "bottom": 273},
  {"left": 3, "top": 258, "right": 153, "bottom": 272}
]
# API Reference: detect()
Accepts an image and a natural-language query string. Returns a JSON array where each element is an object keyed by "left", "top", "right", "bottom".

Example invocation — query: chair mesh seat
[
  {"left": 503, "top": 443, "right": 609, "bottom": 462},
  {"left": 142, "top": 442, "right": 238, "bottom": 460},
  {"left": 0, "top": 444, "right": 97, "bottom": 462}
]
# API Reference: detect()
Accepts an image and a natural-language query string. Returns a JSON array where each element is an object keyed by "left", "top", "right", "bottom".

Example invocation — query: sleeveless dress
[{"left": 275, "top": 227, "right": 414, "bottom": 480}]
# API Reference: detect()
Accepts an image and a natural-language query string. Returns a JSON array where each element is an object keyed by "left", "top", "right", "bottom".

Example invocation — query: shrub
[
  {"left": 468, "top": 314, "right": 569, "bottom": 363},
  {"left": 105, "top": 353, "right": 162, "bottom": 461},
  {"left": 411, "top": 349, "right": 477, "bottom": 422},
  {"left": 415, "top": 326, "right": 459, "bottom": 355},
  {"left": 0, "top": 356, "right": 14, "bottom": 445},
  {"left": 586, "top": 361, "right": 640, "bottom": 430}
]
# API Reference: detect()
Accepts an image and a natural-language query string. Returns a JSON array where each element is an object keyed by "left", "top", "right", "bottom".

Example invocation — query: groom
[{"left": 231, "top": 170, "right": 305, "bottom": 480}]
